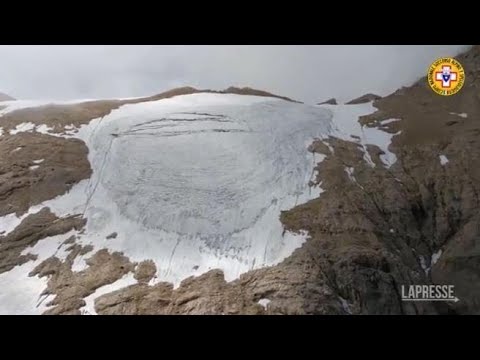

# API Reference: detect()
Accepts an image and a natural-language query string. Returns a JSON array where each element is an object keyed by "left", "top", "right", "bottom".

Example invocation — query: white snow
[
  {"left": 258, "top": 298, "right": 271, "bottom": 310},
  {"left": 450, "top": 112, "right": 468, "bottom": 118},
  {"left": 389, "top": 228, "right": 395, "bottom": 233},
  {"left": 21, "top": 230, "right": 77, "bottom": 263},
  {"left": 345, "top": 167, "right": 355, "bottom": 181},
  {"left": 28, "top": 160, "right": 44, "bottom": 171},
  {"left": 71, "top": 251, "right": 90, "bottom": 273},
  {"left": 80, "top": 272, "right": 138, "bottom": 315},
  {"left": 379, "top": 118, "right": 401, "bottom": 125},
  {"left": 309, "top": 153, "right": 326, "bottom": 198},
  {"left": 0, "top": 127, "right": 3, "bottom": 136},
  {"left": 431, "top": 249, "right": 442, "bottom": 265},
  {"left": 0, "top": 261, "right": 50, "bottom": 315},
  {"left": 322, "top": 140, "right": 335, "bottom": 154},
  {"left": 0, "top": 206, "right": 44, "bottom": 237},
  {"left": 339, "top": 297, "right": 352, "bottom": 314},
  {"left": 344, "top": 166, "right": 365, "bottom": 190},
  {"left": 36, "top": 124, "right": 54, "bottom": 135},
  {"left": 0, "top": 213, "right": 25, "bottom": 237},
  {"left": 10, "top": 122, "right": 35, "bottom": 134},
  {"left": 12, "top": 146, "right": 22, "bottom": 153},
  {"left": 320, "top": 103, "right": 399, "bottom": 168},
  {"left": 439, "top": 155, "right": 449, "bottom": 166},
  {"left": 0, "top": 230, "right": 77, "bottom": 315}
]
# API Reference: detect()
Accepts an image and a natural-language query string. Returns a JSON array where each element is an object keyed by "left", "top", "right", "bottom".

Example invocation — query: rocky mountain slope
[
  {"left": 1, "top": 47, "right": 479, "bottom": 315},
  {"left": 281, "top": 45, "right": 480, "bottom": 314},
  {"left": 0, "top": 92, "right": 15, "bottom": 102}
]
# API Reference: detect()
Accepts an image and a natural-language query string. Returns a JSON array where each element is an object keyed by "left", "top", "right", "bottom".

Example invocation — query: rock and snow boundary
[
  {"left": 58, "top": 93, "right": 334, "bottom": 285},
  {"left": 0, "top": 90, "right": 401, "bottom": 314},
  {"left": 0, "top": 92, "right": 331, "bottom": 313}
]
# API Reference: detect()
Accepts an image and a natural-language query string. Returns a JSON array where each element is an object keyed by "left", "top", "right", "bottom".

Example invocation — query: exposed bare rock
[
  {"left": 134, "top": 260, "right": 156, "bottom": 283},
  {"left": 0, "top": 132, "right": 92, "bottom": 217},
  {"left": 0, "top": 92, "right": 15, "bottom": 102},
  {"left": 30, "top": 248, "right": 135, "bottom": 315},
  {"left": 106, "top": 232, "right": 117, "bottom": 240},
  {"left": 79, "top": 244, "right": 94, "bottom": 255},
  {"left": 346, "top": 93, "right": 381, "bottom": 104},
  {"left": 171, "top": 270, "right": 251, "bottom": 315},
  {"left": 0, "top": 100, "right": 121, "bottom": 135},
  {"left": 0, "top": 207, "right": 85, "bottom": 274},
  {"left": 277, "top": 45, "right": 480, "bottom": 314},
  {"left": 96, "top": 259, "right": 339, "bottom": 315},
  {"left": 95, "top": 282, "right": 174, "bottom": 315},
  {"left": 281, "top": 136, "right": 439, "bottom": 314},
  {"left": 63, "top": 235, "right": 77, "bottom": 245},
  {"left": 95, "top": 269, "right": 262, "bottom": 315},
  {"left": 317, "top": 98, "right": 337, "bottom": 105}
]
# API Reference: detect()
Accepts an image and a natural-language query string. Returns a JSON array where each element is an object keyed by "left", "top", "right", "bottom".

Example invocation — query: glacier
[
  {"left": 1, "top": 92, "right": 404, "bottom": 314},
  {"left": 1, "top": 92, "right": 406, "bottom": 315},
  {"left": 55, "top": 93, "right": 335, "bottom": 286}
]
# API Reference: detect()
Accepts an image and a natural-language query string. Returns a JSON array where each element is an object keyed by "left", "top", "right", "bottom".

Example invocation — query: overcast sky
[{"left": 0, "top": 45, "right": 471, "bottom": 104}]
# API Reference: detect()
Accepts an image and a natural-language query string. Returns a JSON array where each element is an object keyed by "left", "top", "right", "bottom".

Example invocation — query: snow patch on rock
[
  {"left": 439, "top": 155, "right": 449, "bottom": 166},
  {"left": 80, "top": 272, "right": 138, "bottom": 315},
  {"left": 319, "top": 103, "right": 399, "bottom": 168},
  {"left": 450, "top": 112, "right": 468, "bottom": 118},
  {"left": 431, "top": 249, "right": 443, "bottom": 265},
  {"left": 10, "top": 122, "right": 36, "bottom": 134},
  {"left": 258, "top": 298, "right": 271, "bottom": 309}
]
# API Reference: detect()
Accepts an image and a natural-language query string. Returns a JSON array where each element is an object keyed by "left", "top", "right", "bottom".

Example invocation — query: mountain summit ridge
[{"left": 0, "top": 92, "right": 15, "bottom": 102}]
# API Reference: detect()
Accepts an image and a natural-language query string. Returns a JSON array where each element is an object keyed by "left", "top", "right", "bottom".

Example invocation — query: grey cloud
[{"left": 0, "top": 45, "right": 471, "bottom": 103}]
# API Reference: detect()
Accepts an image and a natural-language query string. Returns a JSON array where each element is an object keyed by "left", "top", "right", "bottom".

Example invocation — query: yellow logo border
[{"left": 427, "top": 57, "right": 465, "bottom": 96}]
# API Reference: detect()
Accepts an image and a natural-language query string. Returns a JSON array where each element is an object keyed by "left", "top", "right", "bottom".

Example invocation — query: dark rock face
[
  {"left": 282, "top": 45, "right": 480, "bottom": 314},
  {"left": 106, "top": 232, "right": 118, "bottom": 240},
  {"left": 317, "top": 98, "right": 338, "bottom": 105},
  {"left": 346, "top": 93, "right": 381, "bottom": 104}
]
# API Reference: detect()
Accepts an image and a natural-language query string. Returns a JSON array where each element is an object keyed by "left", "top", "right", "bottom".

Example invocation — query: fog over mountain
[{"left": 0, "top": 45, "right": 470, "bottom": 103}]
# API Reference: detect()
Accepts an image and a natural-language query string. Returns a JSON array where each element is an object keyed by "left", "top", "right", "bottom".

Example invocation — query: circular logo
[{"left": 427, "top": 57, "right": 465, "bottom": 96}]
